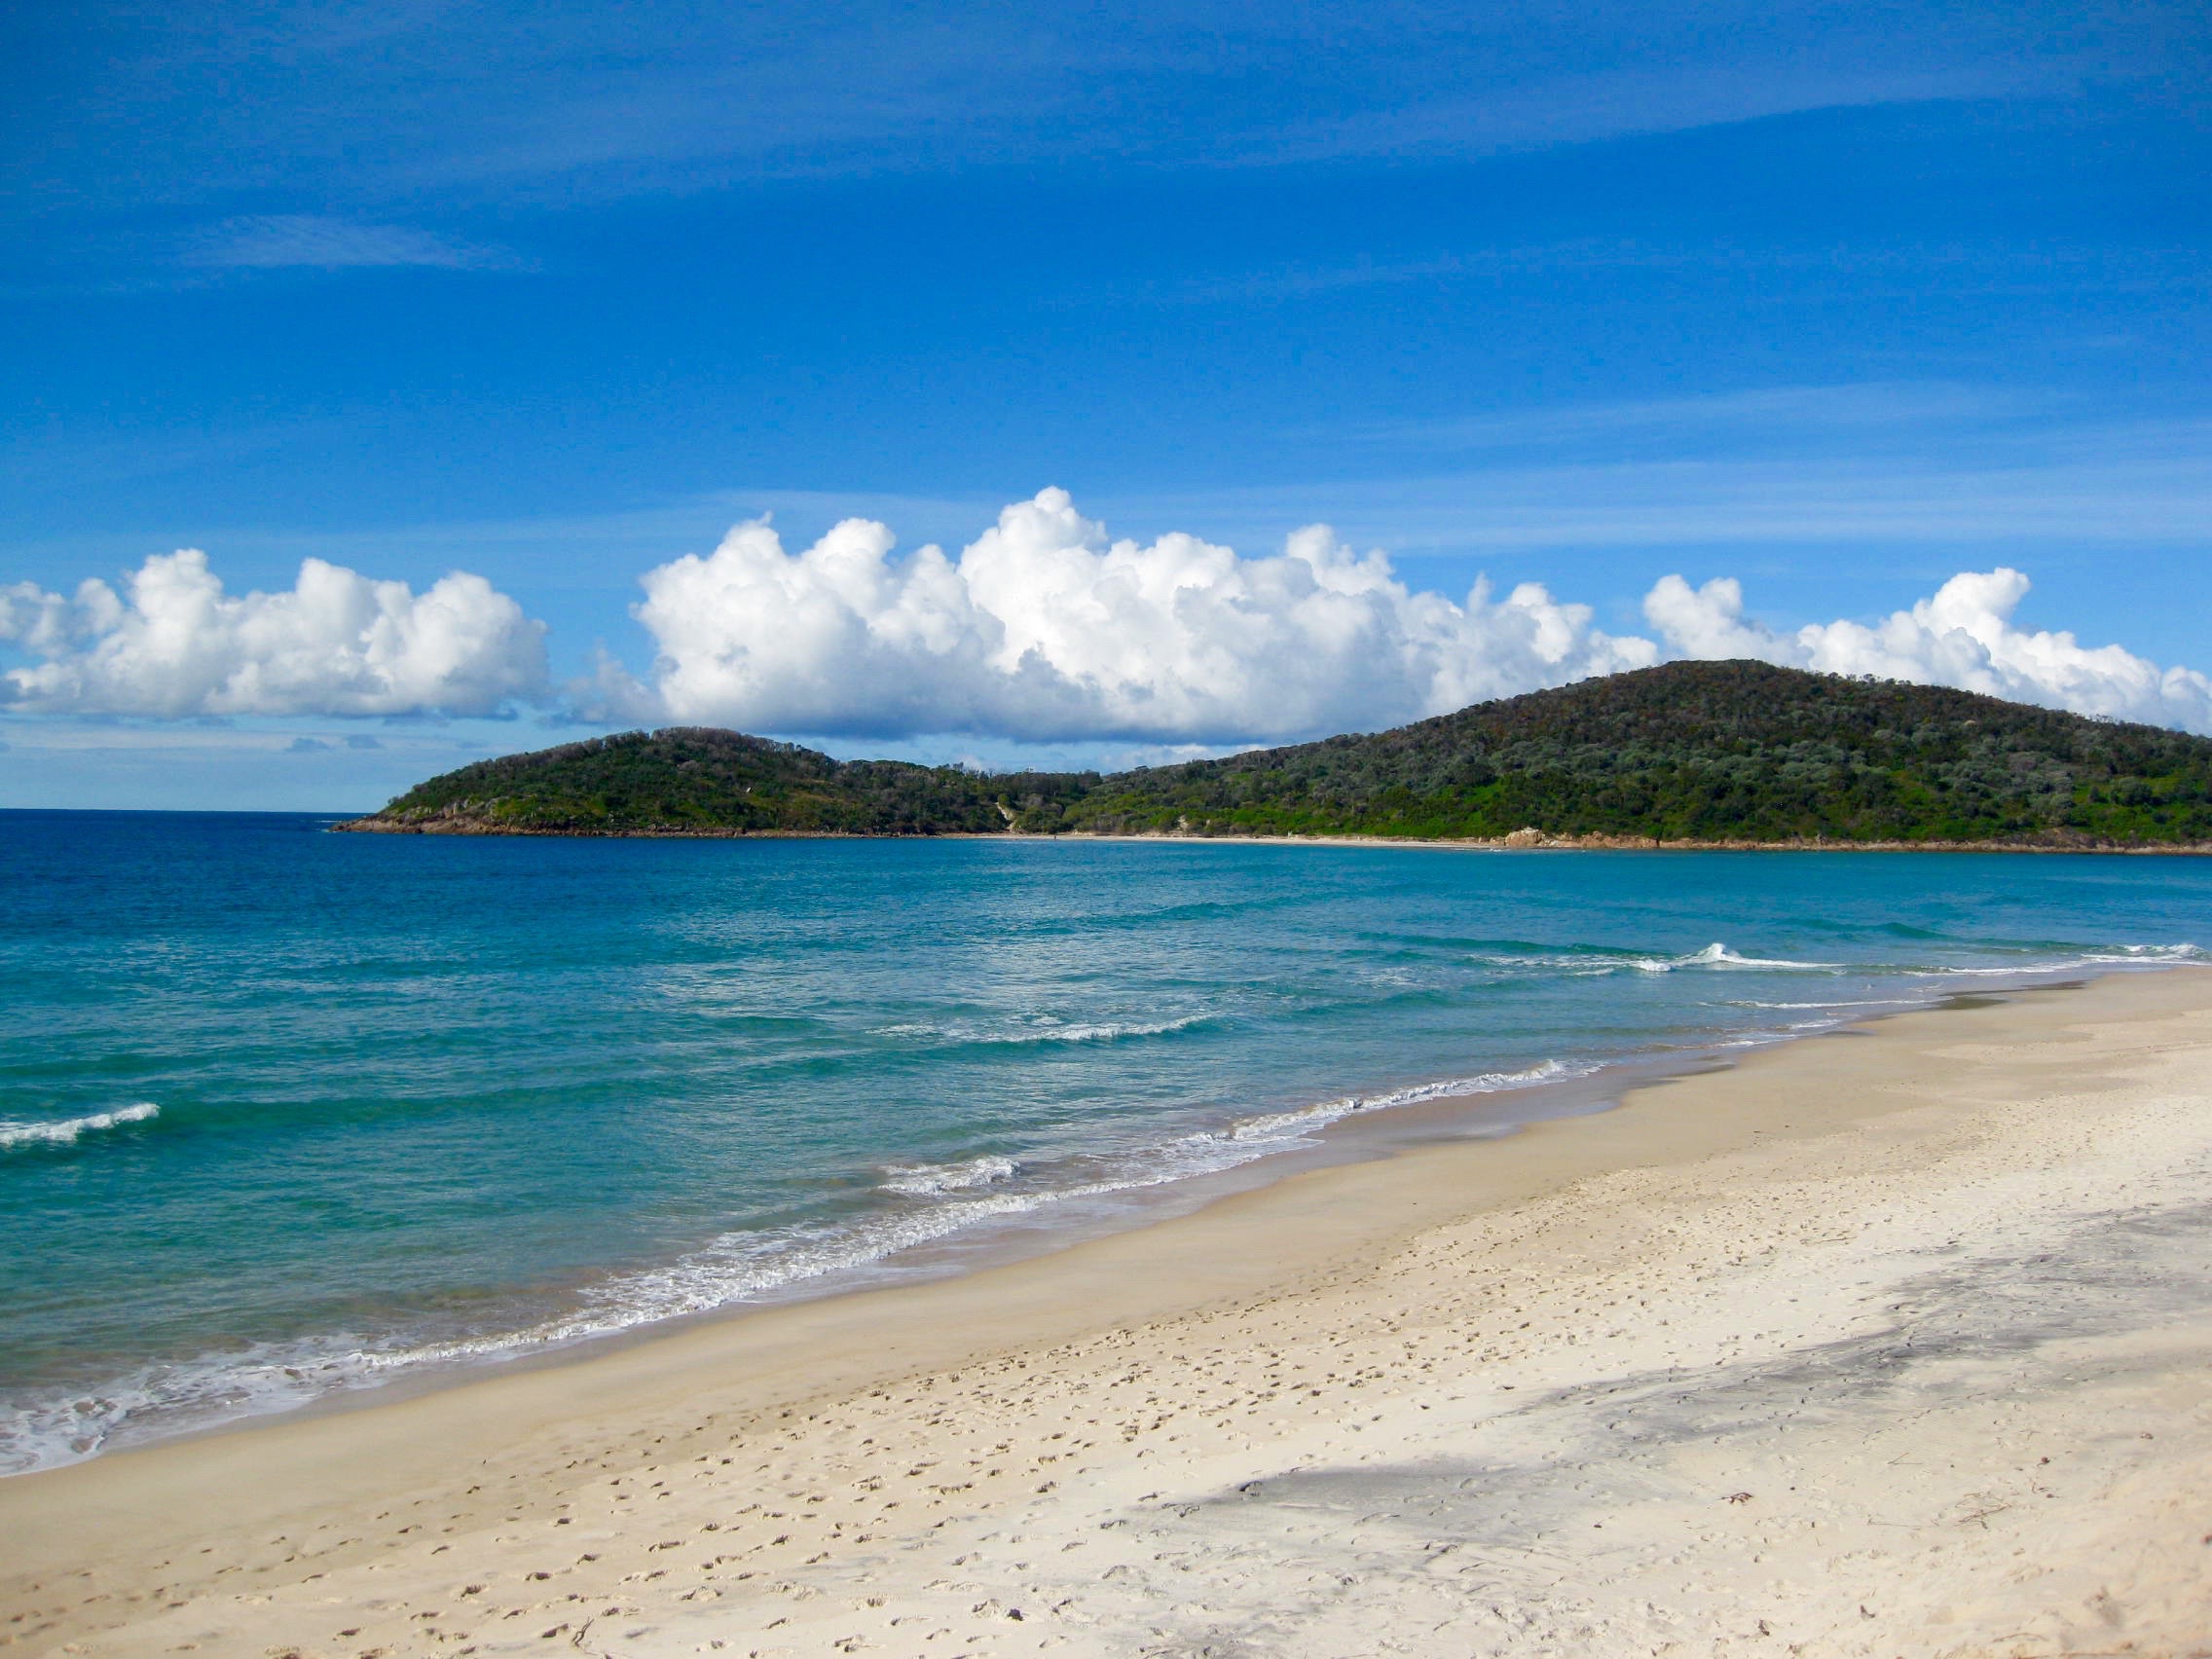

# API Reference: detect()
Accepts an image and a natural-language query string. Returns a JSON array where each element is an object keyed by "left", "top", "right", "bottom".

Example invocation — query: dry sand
[{"left": 4, "top": 971, "right": 2210, "bottom": 1658}]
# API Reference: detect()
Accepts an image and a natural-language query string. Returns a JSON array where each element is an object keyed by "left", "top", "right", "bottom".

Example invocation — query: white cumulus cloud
[
  {"left": 1646, "top": 568, "right": 2212, "bottom": 732},
  {"left": 0, "top": 551, "right": 548, "bottom": 718},
  {"left": 610, "top": 488, "right": 1657, "bottom": 742},
  {"left": 18, "top": 501, "right": 2199, "bottom": 747}
]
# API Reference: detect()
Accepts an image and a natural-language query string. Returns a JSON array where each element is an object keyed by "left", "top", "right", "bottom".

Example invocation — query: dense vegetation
[
  {"left": 348, "top": 726, "right": 1093, "bottom": 835},
  {"left": 344, "top": 662, "right": 2212, "bottom": 846}
]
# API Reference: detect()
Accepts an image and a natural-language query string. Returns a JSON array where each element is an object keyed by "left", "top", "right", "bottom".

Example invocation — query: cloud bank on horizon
[
  {"left": 0, "top": 552, "right": 545, "bottom": 719},
  {"left": 599, "top": 490, "right": 2212, "bottom": 741},
  {"left": 597, "top": 490, "right": 1658, "bottom": 742},
  {"left": 4, "top": 490, "right": 2208, "bottom": 741}
]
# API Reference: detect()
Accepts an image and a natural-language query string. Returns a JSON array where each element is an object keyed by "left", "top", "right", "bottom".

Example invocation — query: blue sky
[{"left": 2, "top": 0, "right": 2206, "bottom": 808}]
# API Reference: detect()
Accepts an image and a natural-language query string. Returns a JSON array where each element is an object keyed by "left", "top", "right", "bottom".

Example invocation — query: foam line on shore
[
  {"left": 0, "top": 946, "right": 2198, "bottom": 1474},
  {"left": 6, "top": 969, "right": 2210, "bottom": 1657}
]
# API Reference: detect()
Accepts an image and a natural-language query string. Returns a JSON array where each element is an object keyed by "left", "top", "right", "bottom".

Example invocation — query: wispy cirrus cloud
[
  {"left": 1112, "top": 454, "right": 2210, "bottom": 572},
  {"left": 11, "top": 392, "right": 2200, "bottom": 607},
  {"left": 1055, "top": 241, "right": 1673, "bottom": 310},
  {"left": 1216, "top": 62, "right": 2060, "bottom": 168},
  {"left": 1048, "top": 237, "right": 2204, "bottom": 325},
  {"left": 1326, "top": 382, "right": 2046, "bottom": 460},
  {"left": 11, "top": 2, "right": 2164, "bottom": 218},
  {"left": 181, "top": 215, "right": 522, "bottom": 272},
  {"left": 10, "top": 390, "right": 2193, "bottom": 634},
  {"left": 1112, "top": 400, "right": 2212, "bottom": 560}
]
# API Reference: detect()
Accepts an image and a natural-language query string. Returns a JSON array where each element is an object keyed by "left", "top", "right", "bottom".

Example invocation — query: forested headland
[{"left": 338, "top": 661, "right": 2212, "bottom": 848}]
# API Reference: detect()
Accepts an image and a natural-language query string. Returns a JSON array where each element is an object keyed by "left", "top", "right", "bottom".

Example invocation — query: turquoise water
[{"left": 3, "top": 811, "right": 2208, "bottom": 1472}]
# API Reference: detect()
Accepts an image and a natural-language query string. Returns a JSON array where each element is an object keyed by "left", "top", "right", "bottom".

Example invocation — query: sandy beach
[{"left": 4, "top": 969, "right": 2210, "bottom": 1658}]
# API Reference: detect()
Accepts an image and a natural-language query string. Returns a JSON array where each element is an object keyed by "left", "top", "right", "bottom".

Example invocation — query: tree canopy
[{"left": 344, "top": 661, "right": 2212, "bottom": 847}]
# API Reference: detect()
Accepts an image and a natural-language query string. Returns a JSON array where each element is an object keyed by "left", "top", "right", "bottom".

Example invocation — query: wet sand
[{"left": 4, "top": 970, "right": 2210, "bottom": 1657}]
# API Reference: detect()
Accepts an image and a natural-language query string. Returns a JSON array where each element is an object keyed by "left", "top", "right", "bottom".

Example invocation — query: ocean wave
[
  {"left": 1665, "top": 942, "right": 1843, "bottom": 972},
  {"left": 1473, "top": 939, "right": 2203, "bottom": 980},
  {"left": 1, "top": 1158, "right": 1233, "bottom": 1473},
  {"left": 9, "top": 935, "right": 2202, "bottom": 1473},
  {"left": 878, "top": 1155, "right": 1018, "bottom": 1196},
  {"left": 1723, "top": 998, "right": 1907, "bottom": 1010},
  {"left": 0, "top": 1055, "right": 1604, "bottom": 1474},
  {"left": 1469, "top": 941, "right": 1843, "bottom": 977},
  {"left": 0, "top": 1103, "right": 159, "bottom": 1151},
  {"left": 18, "top": 938, "right": 2200, "bottom": 1473},
  {"left": 493, "top": 1059, "right": 1601, "bottom": 1345},
  {"left": 1, "top": 1336, "right": 357, "bottom": 1475},
  {"left": 1466, "top": 946, "right": 1655, "bottom": 977},
  {"left": 1214, "top": 1058, "right": 1596, "bottom": 1144},
  {"left": 1906, "top": 941, "right": 2207, "bottom": 978},
  {"left": 874, "top": 1014, "right": 1208, "bottom": 1047},
  {"left": 1604, "top": 942, "right": 1841, "bottom": 975}
]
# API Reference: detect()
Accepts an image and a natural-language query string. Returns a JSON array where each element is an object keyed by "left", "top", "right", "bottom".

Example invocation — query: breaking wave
[
  {"left": 878, "top": 1155, "right": 1018, "bottom": 1196},
  {"left": 5, "top": 923, "right": 2202, "bottom": 1476},
  {"left": 0, "top": 1058, "right": 1590, "bottom": 1473},
  {"left": 1669, "top": 941, "right": 1840, "bottom": 971},
  {"left": 0, "top": 1103, "right": 159, "bottom": 1151},
  {"left": 1469, "top": 941, "right": 1843, "bottom": 977},
  {"left": 874, "top": 1014, "right": 1208, "bottom": 1047},
  {"left": 1725, "top": 998, "right": 1909, "bottom": 1011},
  {"left": 1215, "top": 1059, "right": 1594, "bottom": 1143},
  {"left": 1902, "top": 942, "right": 2207, "bottom": 978}
]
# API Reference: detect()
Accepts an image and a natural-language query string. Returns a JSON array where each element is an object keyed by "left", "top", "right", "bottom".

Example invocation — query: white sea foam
[
  {"left": 0, "top": 1339, "right": 353, "bottom": 1474},
  {"left": 1217, "top": 1058, "right": 1593, "bottom": 1144},
  {"left": 0, "top": 1102, "right": 159, "bottom": 1150},
  {"left": 878, "top": 1155, "right": 1018, "bottom": 1196},
  {"left": 0, "top": 1056, "right": 1604, "bottom": 1474},
  {"left": 1668, "top": 942, "right": 1842, "bottom": 971},
  {"left": 1475, "top": 941, "right": 1844, "bottom": 977},
  {"left": 9, "top": 936, "right": 2202, "bottom": 1476},
  {"left": 1907, "top": 942, "right": 2208, "bottom": 978},
  {"left": 1467, "top": 951, "right": 1630, "bottom": 977},
  {"left": 1604, "top": 941, "right": 1846, "bottom": 974},
  {"left": 541, "top": 1059, "right": 1595, "bottom": 1343},
  {"left": 875, "top": 1014, "right": 1206, "bottom": 1047},
  {"left": 14, "top": 940, "right": 2202, "bottom": 1475},
  {"left": 1725, "top": 998, "right": 1907, "bottom": 1010}
]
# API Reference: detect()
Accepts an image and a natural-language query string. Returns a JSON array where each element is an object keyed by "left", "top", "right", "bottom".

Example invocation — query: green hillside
[
  {"left": 342, "top": 726, "right": 1091, "bottom": 835},
  {"left": 340, "top": 661, "right": 2212, "bottom": 847}
]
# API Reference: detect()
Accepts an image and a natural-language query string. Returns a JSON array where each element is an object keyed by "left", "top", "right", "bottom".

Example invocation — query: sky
[{"left": 2, "top": 0, "right": 2207, "bottom": 809}]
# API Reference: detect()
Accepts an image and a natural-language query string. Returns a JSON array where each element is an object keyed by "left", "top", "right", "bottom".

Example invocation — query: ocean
[{"left": 3, "top": 809, "right": 2206, "bottom": 1474}]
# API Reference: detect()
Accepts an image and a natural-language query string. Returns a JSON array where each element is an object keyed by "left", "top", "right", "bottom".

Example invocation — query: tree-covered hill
[
  {"left": 339, "top": 662, "right": 2212, "bottom": 846},
  {"left": 1056, "top": 660, "right": 2212, "bottom": 844},
  {"left": 341, "top": 725, "right": 1095, "bottom": 835}
]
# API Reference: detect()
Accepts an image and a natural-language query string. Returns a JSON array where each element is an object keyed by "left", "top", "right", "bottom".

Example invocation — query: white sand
[{"left": 5, "top": 971, "right": 2210, "bottom": 1658}]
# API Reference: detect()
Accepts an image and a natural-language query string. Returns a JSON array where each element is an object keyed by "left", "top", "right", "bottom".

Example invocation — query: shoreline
[
  {"left": 0, "top": 958, "right": 2104, "bottom": 1479},
  {"left": 6, "top": 967, "right": 2210, "bottom": 1655},
  {"left": 0, "top": 1007, "right": 1803, "bottom": 1476}
]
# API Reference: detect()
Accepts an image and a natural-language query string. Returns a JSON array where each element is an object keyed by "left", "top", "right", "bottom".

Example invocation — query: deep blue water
[{"left": 3, "top": 810, "right": 2208, "bottom": 1471}]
